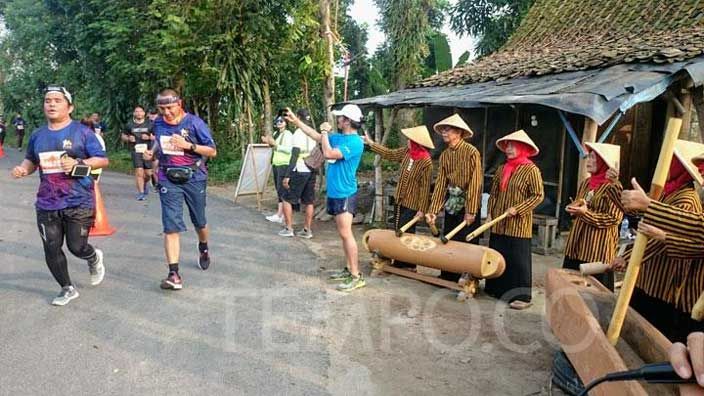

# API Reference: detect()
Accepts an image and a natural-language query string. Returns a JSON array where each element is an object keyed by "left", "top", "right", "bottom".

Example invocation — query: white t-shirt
[{"left": 291, "top": 128, "right": 316, "bottom": 173}]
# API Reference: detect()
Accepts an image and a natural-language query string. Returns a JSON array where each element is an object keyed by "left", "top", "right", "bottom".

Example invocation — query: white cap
[{"left": 332, "top": 104, "right": 363, "bottom": 123}]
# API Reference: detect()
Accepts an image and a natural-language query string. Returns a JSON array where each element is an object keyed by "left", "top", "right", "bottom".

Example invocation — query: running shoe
[
  {"left": 278, "top": 227, "right": 294, "bottom": 237},
  {"left": 136, "top": 193, "right": 146, "bottom": 201},
  {"left": 328, "top": 267, "right": 351, "bottom": 281},
  {"left": 88, "top": 249, "right": 105, "bottom": 286},
  {"left": 160, "top": 272, "right": 183, "bottom": 290},
  {"left": 266, "top": 214, "right": 284, "bottom": 224},
  {"left": 336, "top": 275, "right": 366, "bottom": 292},
  {"left": 296, "top": 228, "right": 314, "bottom": 239},
  {"left": 199, "top": 250, "right": 210, "bottom": 271},
  {"left": 52, "top": 286, "right": 79, "bottom": 306}
]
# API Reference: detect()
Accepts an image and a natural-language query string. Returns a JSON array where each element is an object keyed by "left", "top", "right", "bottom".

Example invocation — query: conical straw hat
[
  {"left": 584, "top": 142, "right": 620, "bottom": 171},
  {"left": 433, "top": 114, "right": 473, "bottom": 138},
  {"left": 401, "top": 125, "right": 435, "bottom": 149},
  {"left": 674, "top": 140, "right": 704, "bottom": 185},
  {"left": 496, "top": 130, "right": 539, "bottom": 157}
]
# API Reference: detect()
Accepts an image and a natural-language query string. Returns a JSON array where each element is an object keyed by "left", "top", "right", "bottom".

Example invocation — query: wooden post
[
  {"left": 374, "top": 108, "right": 384, "bottom": 223},
  {"left": 606, "top": 101, "right": 683, "bottom": 345},
  {"left": 577, "top": 118, "right": 598, "bottom": 183},
  {"left": 680, "top": 87, "right": 694, "bottom": 140},
  {"left": 319, "top": 0, "right": 335, "bottom": 124}
]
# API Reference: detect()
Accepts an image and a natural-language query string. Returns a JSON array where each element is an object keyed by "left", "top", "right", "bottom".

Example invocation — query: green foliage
[
  {"left": 449, "top": 0, "right": 534, "bottom": 57},
  {"left": 423, "top": 31, "right": 452, "bottom": 76},
  {"left": 455, "top": 50, "right": 471, "bottom": 67}
]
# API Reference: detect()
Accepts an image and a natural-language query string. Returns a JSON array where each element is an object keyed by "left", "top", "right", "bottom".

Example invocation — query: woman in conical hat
[
  {"left": 425, "top": 113, "right": 483, "bottom": 282},
  {"left": 363, "top": 126, "right": 434, "bottom": 269},
  {"left": 484, "top": 130, "right": 544, "bottom": 310},
  {"left": 563, "top": 142, "right": 624, "bottom": 291},
  {"left": 612, "top": 140, "right": 704, "bottom": 342}
]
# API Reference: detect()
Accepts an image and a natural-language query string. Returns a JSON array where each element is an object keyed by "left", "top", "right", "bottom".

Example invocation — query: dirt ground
[{"left": 211, "top": 183, "right": 569, "bottom": 396}]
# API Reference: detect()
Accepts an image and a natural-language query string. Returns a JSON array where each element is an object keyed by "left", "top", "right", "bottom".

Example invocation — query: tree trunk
[
  {"left": 381, "top": 108, "right": 398, "bottom": 146},
  {"left": 319, "top": 0, "right": 335, "bottom": 124},
  {"left": 262, "top": 78, "right": 273, "bottom": 136}
]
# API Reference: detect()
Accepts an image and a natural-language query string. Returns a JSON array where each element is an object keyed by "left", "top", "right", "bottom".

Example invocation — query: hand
[
  {"left": 282, "top": 107, "right": 297, "bottom": 124},
  {"left": 566, "top": 203, "right": 587, "bottom": 217},
  {"left": 506, "top": 207, "right": 518, "bottom": 217},
  {"left": 261, "top": 135, "right": 275, "bottom": 147},
  {"left": 670, "top": 332, "right": 704, "bottom": 394},
  {"left": 415, "top": 211, "right": 424, "bottom": 219},
  {"left": 606, "top": 167, "right": 619, "bottom": 182},
  {"left": 425, "top": 213, "right": 437, "bottom": 225},
  {"left": 611, "top": 256, "right": 627, "bottom": 272},
  {"left": 362, "top": 132, "right": 372, "bottom": 145},
  {"left": 464, "top": 213, "right": 476, "bottom": 224},
  {"left": 638, "top": 222, "right": 666, "bottom": 241},
  {"left": 60, "top": 156, "right": 77, "bottom": 173},
  {"left": 129, "top": 135, "right": 136, "bottom": 143},
  {"left": 282, "top": 177, "right": 290, "bottom": 190},
  {"left": 11, "top": 166, "right": 27, "bottom": 178},
  {"left": 143, "top": 149, "right": 154, "bottom": 161},
  {"left": 170, "top": 134, "right": 191, "bottom": 150},
  {"left": 319, "top": 122, "right": 332, "bottom": 133},
  {"left": 140, "top": 133, "right": 150, "bottom": 141},
  {"left": 622, "top": 178, "right": 651, "bottom": 212}
]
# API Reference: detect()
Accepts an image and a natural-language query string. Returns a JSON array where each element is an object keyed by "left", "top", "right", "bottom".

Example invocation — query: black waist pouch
[{"left": 165, "top": 167, "right": 194, "bottom": 184}]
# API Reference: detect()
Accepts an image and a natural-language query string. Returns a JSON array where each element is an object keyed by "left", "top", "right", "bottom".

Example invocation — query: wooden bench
[{"left": 533, "top": 214, "right": 558, "bottom": 255}]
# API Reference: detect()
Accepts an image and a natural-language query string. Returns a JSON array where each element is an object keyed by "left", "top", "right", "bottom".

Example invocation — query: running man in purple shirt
[
  {"left": 11, "top": 86, "right": 109, "bottom": 306},
  {"left": 143, "top": 88, "right": 217, "bottom": 290}
]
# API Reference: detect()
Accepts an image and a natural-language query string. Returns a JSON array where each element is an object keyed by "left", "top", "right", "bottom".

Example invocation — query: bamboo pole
[
  {"left": 577, "top": 118, "right": 598, "bottom": 183},
  {"left": 396, "top": 216, "right": 420, "bottom": 237},
  {"left": 374, "top": 108, "right": 384, "bottom": 223},
  {"left": 606, "top": 109, "right": 683, "bottom": 345},
  {"left": 465, "top": 213, "right": 509, "bottom": 242}
]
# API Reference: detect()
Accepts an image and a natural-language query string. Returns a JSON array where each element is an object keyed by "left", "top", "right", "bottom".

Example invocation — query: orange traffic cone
[{"left": 90, "top": 181, "right": 116, "bottom": 236}]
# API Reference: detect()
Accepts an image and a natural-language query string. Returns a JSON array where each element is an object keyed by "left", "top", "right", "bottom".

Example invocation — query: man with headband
[
  {"left": 11, "top": 85, "right": 109, "bottom": 306},
  {"left": 143, "top": 88, "right": 217, "bottom": 290}
]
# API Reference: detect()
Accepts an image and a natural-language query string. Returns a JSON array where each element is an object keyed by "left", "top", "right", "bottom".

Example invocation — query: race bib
[
  {"left": 134, "top": 144, "right": 148, "bottom": 154},
  {"left": 16, "top": 125, "right": 24, "bottom": 130},
  {"left": 160, "top": 135, "right": 184, "bottom": 156},
  {"left": 38, "top": 151, "right": 66, "bottom": 174}
]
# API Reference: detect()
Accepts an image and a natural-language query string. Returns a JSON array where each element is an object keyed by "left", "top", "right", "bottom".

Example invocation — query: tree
[{"left": 449, "top": 0, "right": 534, "bottom": 57}]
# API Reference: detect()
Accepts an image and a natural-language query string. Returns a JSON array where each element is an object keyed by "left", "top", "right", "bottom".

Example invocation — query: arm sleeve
[
  {"left": 580, "top": 184, "right": 624, "bottom": 228},
  {"left": 464, "top": 149, "right": 482, "bottom": 215},
  {"left": 418, "top": 162, "right": 433, "bottom": 213},
  {"left": 193, "top": 118, "right": 216, "bottom": 148},
  {"left": 428, "top": 157, "right": 448, "bottom": 215},
  {"left": 285, "top": 147, "right": 300, "bottom": 177},
  {"left": 643, "top": 200, "right": 704, "bottom": 244},
  {"left": 84, "top": 130, "right": 107, "bottom": 158},
  {"left": 367, "top": 142, "right": 406, "bottom": 163},
  {"left": 488, "top": 171, "right": 500, "bottom": 215},
  {"left": 514, "top": 166, "right": 544, "bottom": 216},
  {"left": 24, "top": 134, "right": 39, "bottom": 164}
]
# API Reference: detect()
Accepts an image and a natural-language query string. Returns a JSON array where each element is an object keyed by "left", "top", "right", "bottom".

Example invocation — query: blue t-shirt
[
  {"left": 153, "top": 113, "right": 216, "bottom": 182},
  {"left": 25, "top": 121, "right": 106, "bottom": 211},
  {"left": 326, "top": 133, "right": 363, "bottom": 198}
]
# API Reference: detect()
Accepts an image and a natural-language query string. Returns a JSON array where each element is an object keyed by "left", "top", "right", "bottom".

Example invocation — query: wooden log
[
  {"left": 606, "top": 112, "right": 683, "bottom": 345},
  {"left": 465, "top": 213, "right": 509, "bottom": 242},
  {"left": 546, "top": 269, "right": 676, "bottom": 396},
  {"left": 363, "top": 229, "right": 505, "bottom": 279}
]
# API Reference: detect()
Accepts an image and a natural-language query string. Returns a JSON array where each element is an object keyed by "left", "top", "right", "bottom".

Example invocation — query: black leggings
[
  {"left": 16, "top": 130, "right": 24, "bottom": 149},
  {"left": 37, "top": 208, "right": 97, "bottom": 287}
]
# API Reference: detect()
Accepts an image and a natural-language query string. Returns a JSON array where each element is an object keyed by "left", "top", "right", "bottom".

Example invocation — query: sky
[{"left": 348, "top": 0, "right": 476, "bottom": 66}]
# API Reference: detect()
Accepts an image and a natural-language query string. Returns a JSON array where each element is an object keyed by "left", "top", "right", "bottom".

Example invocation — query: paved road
[{"left": 0, "top": 148, "right": 334, "bottom": 395}]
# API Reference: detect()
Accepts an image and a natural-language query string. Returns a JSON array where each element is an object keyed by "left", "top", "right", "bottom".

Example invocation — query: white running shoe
[
  {"left": 266, "top": 214, "right": 283, "bottom": 224},
  {"left": 89, "top": 249, "right": 105, "bottom": 286}
]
